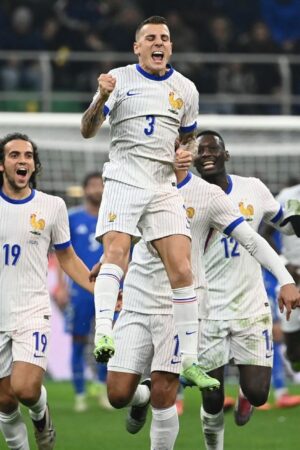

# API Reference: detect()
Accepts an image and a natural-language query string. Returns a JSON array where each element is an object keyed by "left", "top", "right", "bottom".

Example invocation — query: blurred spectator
[{"left": 202, "top": 16, "right": 238, "bottom": 52}]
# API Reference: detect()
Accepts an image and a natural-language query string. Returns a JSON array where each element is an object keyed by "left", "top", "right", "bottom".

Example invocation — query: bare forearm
[
  {"left": 179, "top": 131, "right": 197, "bottom": 157},
  {"left": 81, "top": 94, "right": 108, "bottom": 138},
  {"left": 56, "top": 248, "right": 94, "bottom": 294}
]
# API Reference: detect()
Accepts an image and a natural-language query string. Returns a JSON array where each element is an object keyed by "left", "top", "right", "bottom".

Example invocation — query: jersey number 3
[
  {"left": 144, "top": 115, "right": 155, "bottom": 136},
  {"left": 2, "top": 244, "right": 21, "bottom": 265}
]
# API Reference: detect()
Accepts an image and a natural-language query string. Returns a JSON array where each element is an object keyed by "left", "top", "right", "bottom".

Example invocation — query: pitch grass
[{"left": 0, "top": 382, "right": 299, "bottom": 450}]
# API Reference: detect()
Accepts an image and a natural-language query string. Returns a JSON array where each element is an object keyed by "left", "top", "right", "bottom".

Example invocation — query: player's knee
[
  {"left": 168, "top": 262, "right": 193, "bottom": 287},
  {"left": 151, "top": 376, "right": 178, "bottom": 408},
  {"left": 12, "top": 383, "right": 39, "bottom": 406},
  {"left": 107, "top": 387, "right": 131, "bottom": 409},
  {"left": 0, "top": 391, "right": 18, "bottom": 413},
  {"left": 243, "top": 386, "right": 269, "bottom": 407},
  {"left": 202, "top": 389, "right": 224, "bottom": 414}
]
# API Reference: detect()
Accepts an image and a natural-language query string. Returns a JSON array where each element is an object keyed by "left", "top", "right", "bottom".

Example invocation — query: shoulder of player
[
  {"left": 183, "top": 174, "right": 225, "bottom": 199},
  {"left": 109, "top": 64, "right": 135, "bottom": 78},
  {"left": 230, "top": 174, "right": 265, "bottom": 188},
  {"left": 35, "top": 190, "right": 67, "bottom": 208},
  {"left": 172, "top": 69, "right": 198, "bottom": 91}
]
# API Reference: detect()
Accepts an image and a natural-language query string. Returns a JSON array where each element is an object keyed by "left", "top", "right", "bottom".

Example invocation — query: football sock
[
  {"left": 150, "top": 405, "right": 179, "bottom": 450},
  {"left": 0, "top": 408, "right": 30, "bottom": 450},
  {"left": 97, "top": 362, "right": 108, "bottom": 383},
  {"left": 200, "top": 405, "right": 224, "bottom": 450},
  {"left": 95, "top": 264, "right": 124, "bottom": 338},
  {"left": 172, "top": 285, "right": 198, "bottom": 366},
  {"left": 272, "top": 342, "right": 285, "bottom": 390},
  {"left": 29, "top": 385, "right": 47, "bottom": 422},
  {"left": 72, "top": 341, "right": 85, "bottom": 394},
  {"left": 128, "top": 384, "right": 150, "bottom": 407}
]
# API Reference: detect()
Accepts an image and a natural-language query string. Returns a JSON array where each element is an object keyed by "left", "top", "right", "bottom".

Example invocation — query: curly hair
[{"left": 0, "top": 132, "right": 42, "bottom": 188}]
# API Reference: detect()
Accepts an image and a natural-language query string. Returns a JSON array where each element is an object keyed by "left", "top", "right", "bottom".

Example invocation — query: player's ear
[
  {"left": 225, "top": 150, "right": 230, "bottom": 161},
  {"left": 133, "top": 41, "right": 140, "bottom": 56}
]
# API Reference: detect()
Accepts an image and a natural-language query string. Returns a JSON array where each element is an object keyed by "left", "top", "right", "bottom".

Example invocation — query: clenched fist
[{"left": 98, "top": 73, "right": 116, "bottom": 98}]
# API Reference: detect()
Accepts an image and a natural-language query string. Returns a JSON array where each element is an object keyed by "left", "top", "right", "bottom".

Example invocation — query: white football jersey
[
  {"left": 0, "top": 189, "right": 71, "bottom": 331},
  {"left": 123, "top": 173, "right": 243, "bottom": 314},
  {"left": 276, "top": 184, "right": 300, "bottom": 266},
  {"left": 203, "top": 174, "right": 283, "bottom": 320},
  {"left": 92, "top": 64, "right": 199, "bottom": 190}
]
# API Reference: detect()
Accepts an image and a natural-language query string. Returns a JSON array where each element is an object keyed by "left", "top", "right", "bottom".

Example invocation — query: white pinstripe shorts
[
  {"left": 0, "top": 318, "right": 51, "bottom": 377},
  {"left": 108, "top": 309, "right": 181, "bottom": 375},
  {"left": 95, "top": 179, "right": 191, "bottom": 242}
]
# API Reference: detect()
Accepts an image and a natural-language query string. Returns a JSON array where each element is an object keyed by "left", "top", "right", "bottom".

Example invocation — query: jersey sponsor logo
[
  {"left": 186, "top": 207, "right": 195, "bottom": 219},
  {"left": 126, "top": 90, "right": 142, "bottom": 96},
  {"left": 108, "top": 213, "right": 117, "bottom": 222},
  {"left": 238, "top": 201, "right": 254, "bottom": 222},
  {"left": 30, "top": 213, "right": 45, "bottom": 235},
  {"left": 168, "top": 91, "right": 184, "bottom": 114}
]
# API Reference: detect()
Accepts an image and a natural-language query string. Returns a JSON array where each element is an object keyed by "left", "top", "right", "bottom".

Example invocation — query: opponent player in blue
[{"left": 64, "top": 172, "right": 105, "bottom": 412}]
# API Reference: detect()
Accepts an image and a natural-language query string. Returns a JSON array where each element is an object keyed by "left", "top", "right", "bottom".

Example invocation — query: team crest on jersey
[
  {"left": 186, "top": 207, "right": 195, "bottom": 219},
  {"left": 108, "top": 212, "right": 117, "bottom": 222},
  {"left": 238, "top": 201, "right": 254, "bottom": 221},
  {"left": 30, "top": 213, "right": 45, "bottom": 235},
  {"left": 168, "top": 91, "right": 184, "bottom": 114}
]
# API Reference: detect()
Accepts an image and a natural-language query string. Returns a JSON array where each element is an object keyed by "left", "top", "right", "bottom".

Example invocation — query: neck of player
[
  {"left": 201, "top": 171, "right": 229, "bottom": 192},
  {"left": 2, "top": 181, "right": 32, "bottom": 200}
]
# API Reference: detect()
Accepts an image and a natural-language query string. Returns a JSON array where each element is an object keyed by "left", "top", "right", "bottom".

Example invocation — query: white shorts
[
  {"left": 0, "top": 318, "right": 51, "bottom": 378},
  {"left": 96, "top": 179, "right": 190, "bottom": 242},
  {"left": 198, "top": 313, "right": 273, "bottom": 371},
  {"left": 108, "top": 310, "right": 181, "bottom": 375},
  {"left": 281, "top": 308, "right": 300, "bottom": 333}
]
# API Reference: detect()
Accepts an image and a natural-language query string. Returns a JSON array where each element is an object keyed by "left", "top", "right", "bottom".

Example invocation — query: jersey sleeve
[
  {"left": 255, "top": 178, "right": 283, "bottom": 225},
  {"left": 51, "top": 198, "right": 71, "bottom": 250},
  {"left": 179, "top": 82, "right": 198, "bottom": 133},
  {"left": 209, "top": 187, "right": 244, "bottom": 235}
]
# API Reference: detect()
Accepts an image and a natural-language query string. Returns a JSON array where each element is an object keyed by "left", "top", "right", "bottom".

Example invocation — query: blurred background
[{"left": 0, "top": 1, "right": 300, "bottom": 449}]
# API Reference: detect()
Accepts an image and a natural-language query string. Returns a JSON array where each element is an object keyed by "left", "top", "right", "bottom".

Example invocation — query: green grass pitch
[{"left": 0, "top": 381, "right": 299, "bottom": 449}]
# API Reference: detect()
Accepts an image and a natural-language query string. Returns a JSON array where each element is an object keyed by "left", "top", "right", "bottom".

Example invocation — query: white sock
[
  {"left": 0, "top": 408, "right": 30, "bottom": 450},
  {"left": 94, "top": 263, "right": 124, "bottom": 339},
  {"left": 172, "top": 285, "right": 198, "bottom": 366},
  {"left": 150, "top": 405, "right": 179, "bottom": 450},
  {"left": 29, "top": 385, "right": 47, "bottom": 421},
  {"left": 200, "top": 406, "right": 224, "bottom": 450},
  {"left": 128, "top": 384, "right": 150, "bottom": 407}
]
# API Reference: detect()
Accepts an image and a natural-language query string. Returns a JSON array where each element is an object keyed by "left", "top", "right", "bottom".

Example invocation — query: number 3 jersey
[
  {"left": 92, "top": 64, "right": 199, "bottom": 191},
  {"left": 0, "top": 189, "right": 71, "bottom": 331},
  {"left": 202, "top": 174, "right": 283, "bottom": 320}
]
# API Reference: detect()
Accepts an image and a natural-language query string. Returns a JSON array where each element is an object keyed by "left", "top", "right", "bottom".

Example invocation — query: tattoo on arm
[{"left": 81, "top": 96, "right": 107, "bottom": 138}]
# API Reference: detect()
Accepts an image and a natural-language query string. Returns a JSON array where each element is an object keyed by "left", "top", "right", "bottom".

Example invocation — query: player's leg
[
  {"left": 150, "top": 371, "right": 179, "bottom": 450},
  {"left": 71, "top": 335, "right": 88, "bottom": 412},
  {"left": 107, "top": 309, "right": 153, "bottom": 414},
  {"left": 94, "top": 181, "right": 147, "bottom": 361},
  {"left": 10, "top": 362, "right": 55, "bottom": 450},
  {"left": 0, "top": 375, "right": 29, "bottom": 450}
]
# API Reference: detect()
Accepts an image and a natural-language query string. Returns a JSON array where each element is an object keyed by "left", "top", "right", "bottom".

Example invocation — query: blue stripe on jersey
[
  {"left": 177, "top": 171, "right": 192, "bottom": 189},
  {"left": 223, "top": 216, "right": 244, "bottom": 236},
  {"left": 179, "top": 121, "right": 197, "bottom": 133},
  {"left": 270, "top": 205, "right": 283, "bottom": 224},
  {"left": 136, "top": 64, "right": 174, "bottom": 81},
  {"left": 103, "top": 105, "right": 110, "bottom": 116},
  {"left": 0, "top": 189, "right": 36, "bottom": 204},
  {"left": 54, "top": 240, "right": 71, "bottom": 250},
  {"left": 225, "top": 175, "right": 233, "bottom": 194}
]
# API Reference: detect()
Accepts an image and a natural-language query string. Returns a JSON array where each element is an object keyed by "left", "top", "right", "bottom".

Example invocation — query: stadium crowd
[{"left": 1, "top": 0, "right": 300, "bottom": 113}]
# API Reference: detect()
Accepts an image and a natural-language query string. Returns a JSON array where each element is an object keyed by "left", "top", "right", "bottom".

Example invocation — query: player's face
[
  {"left": 84, "top": 177, "right": 104, "bottom": 207},
  {"left": 194, "top": 135, "right": 228, "bottom": 176},
  {"left": 0, "top": 139, "right": 35, "bottom": 193},
  {"left": 133, "top": 23, "right": 172, "bottom": 76}
]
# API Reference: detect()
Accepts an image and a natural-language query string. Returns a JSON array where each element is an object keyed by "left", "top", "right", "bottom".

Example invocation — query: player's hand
[
  {"left": 98, "top": 73, "right": 116, "bottom": 98},
  {"left": 174, "top": 147, "right": 193, "bottom": 170},
  {"left": 89, "top": 261, "right": 101, "bottom": 282},
  {"left": 278, "top": 283, "right": 300, "bottom": 320}
]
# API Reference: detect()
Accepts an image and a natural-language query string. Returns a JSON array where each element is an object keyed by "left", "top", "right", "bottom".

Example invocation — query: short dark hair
[
  {"left": 0, "top": 132, "right": 41, "bottom": 188},
  {"left": 82, "top": 171, "right": 103, "bottom": 189},
  {"left": 135, "top": 16, "right": 168, "bottom": 40},
  {"left": 196, "top": 130, "right": 226, "bottom": 150}
]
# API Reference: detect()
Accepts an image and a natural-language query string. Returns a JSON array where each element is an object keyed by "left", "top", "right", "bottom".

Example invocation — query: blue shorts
[{"left": 64, "top": 294, "right": 95, "bottom": 336}]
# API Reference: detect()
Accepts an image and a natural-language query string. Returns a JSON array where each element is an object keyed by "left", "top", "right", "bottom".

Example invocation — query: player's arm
[
  {"left": 55, "top": 245, "right": 94, "bottom": 294},
  {"left": 230, "top": 221, "right": 300, "bottom": 319},
  {"left": 81, "top": 73, "right": 116, "bottom": 138}
]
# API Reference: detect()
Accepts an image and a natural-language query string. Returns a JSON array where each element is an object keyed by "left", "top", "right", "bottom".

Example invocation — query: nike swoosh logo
[
  {"left": 99, "top": 309, "right": 110, "bottom": 313},
  {"left": 186, "top": 331, "right": 197, "bottom": 335},
  {"left": 127, "top": 90, "right": 141, "bottom": 96},
  {"left": 171, "top": 359, "right": 181, "bottom": 365},
  {"left": 266, "top": 354, "right": 273, "bottom": 359},
  {"left": 34, "top": 354, "right": 45, "bottom": 358}
]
